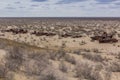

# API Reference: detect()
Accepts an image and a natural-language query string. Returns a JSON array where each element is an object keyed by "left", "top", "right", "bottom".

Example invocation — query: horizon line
[{"left": 0, "top": 17, "right": 120, "bottom": 18}]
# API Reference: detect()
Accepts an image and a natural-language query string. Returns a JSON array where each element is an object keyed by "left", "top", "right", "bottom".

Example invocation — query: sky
[{"left": 0, "top": 0, "right": 120, "bottom": 17}]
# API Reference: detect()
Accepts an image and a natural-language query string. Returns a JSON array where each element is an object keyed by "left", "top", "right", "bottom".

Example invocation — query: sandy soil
[{"left": 0, "top": 19, "right": 119, "bottom": 80}]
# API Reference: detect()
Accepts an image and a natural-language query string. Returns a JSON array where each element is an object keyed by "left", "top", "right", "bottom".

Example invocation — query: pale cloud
[{"left": 0, "top": 0, "right": 119, "bottom": 17}]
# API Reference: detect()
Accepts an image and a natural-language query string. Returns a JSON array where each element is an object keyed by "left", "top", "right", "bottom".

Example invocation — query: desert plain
[{"left": 0, "top": 18, "right": 120, "bottom": 80}]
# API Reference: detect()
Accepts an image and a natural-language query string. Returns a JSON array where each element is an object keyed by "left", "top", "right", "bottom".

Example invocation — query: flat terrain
[{"left": 0, "top": 18, "right": 120, "bottom": 80}]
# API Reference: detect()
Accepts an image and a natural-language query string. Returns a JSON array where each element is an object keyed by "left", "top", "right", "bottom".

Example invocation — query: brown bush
[
  {"left": 106, "top": 61, "right": 120, "bottom": 72},
  {"left": 82, "top": 53, "right": 104, "bottom": 62},
  {"left": 40, "top": 72, "right": 57, "bottom": 80},
  {"left": 73, "top": 50, "right": 81, "bottom": 55},
  {"left": 5, "top": 72, "right": 15, "bottom": 80},
  {"left": 93, "top": 48, "right": 101, "bottom": 53},
  {"left": 40, "top": 66, "right": 67, "bottom": 80},
  {"left": 5, "top": 47, "right": 24, "bottom": 72},
  {"left": 22, "top": 53, "right": 50, "bottom": 76},
  {"left": 0, "top": 65, "right": 7, "bottom": 78},
  {"left": 118, "top": 52, "right": 120, "bottom": 59},
  {"left": 75, "top": 60, "right": 111, "bottom": 80},
  {"left": 75, "top": 60, "right": 94, "bottom": 79},
  {"left": 59, "top": 61, "right": 68, "bottom": 73},
  {"left": 64, "top": 54, "right": 76, "bottom": 64},
  {"left": 55, "top": 48, "right": 66, "bottom": 60},
  {"left": 49, "top": 52, "right": 57, "bottom": 60}
]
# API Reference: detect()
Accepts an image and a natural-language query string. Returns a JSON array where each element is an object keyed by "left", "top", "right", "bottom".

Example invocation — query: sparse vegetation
[
  {"left": 49, "top": 52, "right": 57, "bottom": 60},
  {"left": 5, "top": 47, "right": 23, "bottom": 72},
  {"left": 55, "top": 48, "right": 66, "bottom": 60},
  {"left": 64, "top": 54, "right": 76, "bottom": 64},
  {"left": 73, "top": 50, "right": 81, "bottom": 55},
  {"left": 93, "top": 48, "right": 101, "bottom": 53},
  {"left": 83, "top": 49, "right": 91, "bottom": 52},
  {"left": 0, "top": 18, "right": 120, "bottom": 80},
  {"left": 59, "top": 61, "right": 68, "bottom": 73},
  {"left": 40, "top": 67, "right": 67, "bottom": 80},
  {"left": 75, "top": 60, "right": 93, "bottom": 79},
  {"left": 106, "top": 61, "right": 120, "bottom": 72},
  {"left": 23, "top": 53, "right": 50, "bottom": 76},
  {"left": 0, "top": 65, "right": 6, "bottom": 78},
  {"left": 82, "top": 53, "right": 104, "bottom": 62},
  {"left": 79, "top": 40, "right": 86, "bottom": 45},
  {"left": 40, "top": 72, "right": 57, "bottom": 80},
  {"left": 75, "top": 60, "right": 111, "bottom": 80},
  {"left": 118, "top": 52, "right": 120, "bottom": 59}
]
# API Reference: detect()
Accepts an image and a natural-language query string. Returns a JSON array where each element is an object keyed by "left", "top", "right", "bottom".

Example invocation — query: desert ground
[{"left": 0, "top": 18, "right": 120, "bottom": 80}]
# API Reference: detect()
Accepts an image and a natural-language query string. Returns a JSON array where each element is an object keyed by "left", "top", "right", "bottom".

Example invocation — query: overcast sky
[{"left": 0, "top": 0, "right": 120, "bottom": 17}]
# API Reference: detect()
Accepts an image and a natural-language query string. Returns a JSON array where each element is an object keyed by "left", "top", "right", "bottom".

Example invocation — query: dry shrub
[
  {"left": 40, "top": 72, "right": 56, "bottom": 80},
  {"left": 28, "top": 52, "right": 49, "bottom": 62},
  {"left": 50, "top": 48, "right": 66, "bottom": 60},
  {"left": 23, "top": 59, "right": 48, "bottom": 76},
  {"left": 40, "top": 66, "right": 67, "bottom": 80},
  {"left": 22, "top": 53, "right": 50, "bottom": 76},
  {"left": 61, "top": 41, "right": 66, "bottom": 48},
  {"left": 118, "top": 52, "right": 120, "bottom": 59},
  {"left": 0, "top": 46, "right": 24, "bottom": 80},
  {"left": 73, "top": 50, "right": 81, "bottom": 55},
  {"left": 118, "top": 34, "right": 120, "bottom": 38},
  {"left": 106, "top": 61, "right": 120, "bottom": 72},
  {"left": 0, "top": 42, "right": 6, "bottom": 49},
  {"left": 64, "top": 54, "right": 76, "bottom": 64},
  {"left": 5, "top": 72, "right": 15, "bottom": 80},
  {"left": 54, "top": 41, "right": 67, "bottom": 60},
  {"left": 0, "top": 65, "right": 14, "bottom": 80},
  {"left": 49, "top": 52, "right": 57, "bottom": 60},
  {"left": 59, "top": 61, "right": 68, "bottom": 73},
  {"left": 79, "top": 41, "right": 86, "bottom": 45},
  {"left": 90, "top": 64, "right": 111, "bottom": 80},
  {"left": 93, "top": 48, "right": 101, "bottom": 53},
  {"left": 83, "top": 49, "right": 91, "bottom": 52},
  {"left": 75, "top": 60, "right": 94, "bottom": 79},
  {"left": 0, "top": 65, "right": 7, "bottom": 78},
  {"left": 5, "top": 46, "right": 24, "bottom": 72},
  {"left": 75, "top": 60, "right": 111, "bottom": 80},
  {"left": 82, "top": 53, "right": 104, "bottom": 62}
]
